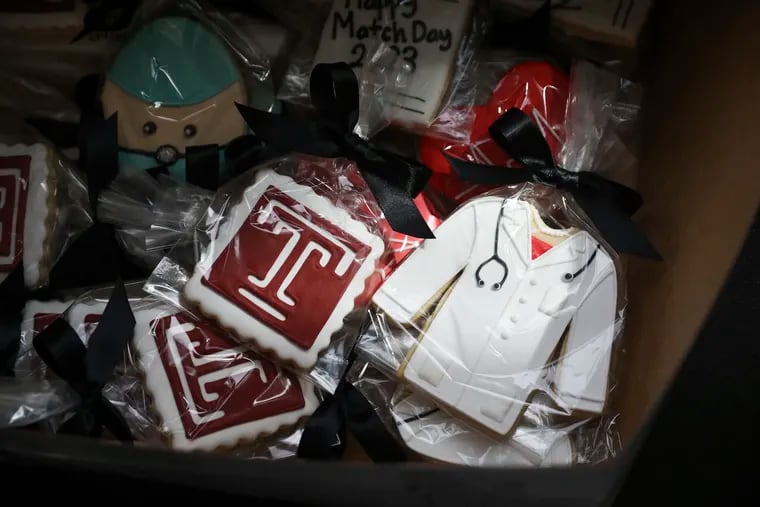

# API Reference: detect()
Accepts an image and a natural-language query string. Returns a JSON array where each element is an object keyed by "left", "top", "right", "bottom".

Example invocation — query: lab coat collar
[{"left": 500, "top": 200, "right": 592, "bottom": 269}]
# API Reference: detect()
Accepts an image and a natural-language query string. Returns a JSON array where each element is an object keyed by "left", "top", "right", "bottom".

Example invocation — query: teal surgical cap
[{"left": 107, "top": 16, "right": 241, "bottom": 106}]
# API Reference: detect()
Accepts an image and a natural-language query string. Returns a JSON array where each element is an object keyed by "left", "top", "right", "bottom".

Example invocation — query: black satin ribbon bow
[
  {"left": 32, "top": 282, "right": 135, "bottom": 441},
  {"left": 235, "top": 62, "right": 435, "bottom": 239},
  {"left": 446, "top": 108, "right": 661, "bottom": 259},
  {"left": 72, "top": 0, "right": 141, "bottom": 42},
  {"left": 298, "top": 381, "right": 407, "bottom": 462}
]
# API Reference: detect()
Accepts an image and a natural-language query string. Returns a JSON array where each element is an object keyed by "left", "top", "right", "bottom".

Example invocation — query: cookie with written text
[
  {"left": 133, "top": 309, "right": 318, "bottom": 451},
  {"left": 184, "top": 169, "right": 385, "bottom": 370},
  {"left": 313, "top": 0, "right": 475, "bottom": 128}
]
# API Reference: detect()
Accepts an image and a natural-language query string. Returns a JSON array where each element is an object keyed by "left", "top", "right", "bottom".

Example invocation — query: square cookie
[
  {"left": 133, "top": 309, "right": 318, "bottom": 451},
  {"left": 0, "top": 143, "right": 56, "bottom": 288},
  {"left": 312, "top": 0, "right": 475, "bottom": 127},
  {"left": 184, "top": 169, "right": 385, "bottom": 369}
]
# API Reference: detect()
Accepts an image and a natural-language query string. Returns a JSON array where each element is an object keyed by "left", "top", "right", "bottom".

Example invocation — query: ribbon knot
[
  {"left": 32, "top": 282, "right": 135, "bottom": 441},
  {"left": 447, "top": 107, "right": 661, "bottom": 260},
  {"left": 235, "top": 62, "right": 435, "bottom": 239}
]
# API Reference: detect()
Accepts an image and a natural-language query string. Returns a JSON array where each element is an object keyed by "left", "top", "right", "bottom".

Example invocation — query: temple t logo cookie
[
  {"left": 134, "top": 310, "right": 318, "bottom": 451},
  {"left": 0, "top": 143, "right": 56, "bottom": 289},
  {"left": 184, "top": 169, "right": 385, "bottom": 369}
]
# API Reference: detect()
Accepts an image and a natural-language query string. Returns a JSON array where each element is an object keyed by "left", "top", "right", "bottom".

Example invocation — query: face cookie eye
[
  {"left": 142, "top": 121, "right": 157, "bottom": 135},
  {"left": 184, "top": 124, "right": 197, "bottom": 138}
]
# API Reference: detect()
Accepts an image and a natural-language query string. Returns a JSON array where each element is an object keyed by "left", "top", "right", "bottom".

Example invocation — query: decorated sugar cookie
[
  {"left": 101, "top": 16, "right": 250, "bottom": 183},
  {"left": 373, "top": 197, "right": 618, "bottom": 436},
  {"left": 184, "top": 169, "right": 385, "bottom": 370},
  {"left": 133, "top": 309, "right": 318, "bottom": 451},
  {"left": 420, "top": 61, "right": 569, "bottom": 203},
  {"left": 313, "top": 0, "right": 475, "bottom": 127},
  {"left": 0, "top": 143, "right": 57, "bottom": 288}
]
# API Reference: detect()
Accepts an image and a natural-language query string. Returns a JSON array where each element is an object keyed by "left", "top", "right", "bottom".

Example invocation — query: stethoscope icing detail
[
  {"left": 474, "top": 199, "right": 601, "bottom": 291},
  {"left": 475, "top": 199, "right": 509, "bottom": 291}
]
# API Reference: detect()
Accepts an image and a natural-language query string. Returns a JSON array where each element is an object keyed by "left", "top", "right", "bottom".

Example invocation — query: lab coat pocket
[{"left": 538, "top": 286, "right": 569, "bottom": 316}]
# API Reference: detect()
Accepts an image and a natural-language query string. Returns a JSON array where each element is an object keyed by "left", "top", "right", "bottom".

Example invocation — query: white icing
[
  {"left": 373, "top": 197, "right": 617, "bottom": 436},
  {"left": 0, "top": 143, "right": 52, "bottom": 289},
  {"left": 312, "top": 0, "right": 475, "bottom": 127},
  {"left": 132, "top": 308, "right": 319, "bottom": 451},
  {"left": 184, "top": 169, "right": 385, "bottom": 370}
]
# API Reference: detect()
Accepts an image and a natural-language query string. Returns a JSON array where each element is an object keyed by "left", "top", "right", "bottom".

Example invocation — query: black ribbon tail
[
  {"left": 235, "top": 103, "right": 340, "bottom": 157},
  {"left": 297, "top": 390, "right": 346, "bottom": 461},
  {"left": 186, "top": 144, "right": 220, "bottom": 191},
  {"left": 83, "top": 113, "right": 119, "bottom": 212},
  {"left": 446, "top": 154, "right": 539, "bottom": 186},
  {"left": 362, "top": 171, "right": 435, "bottom": 239},
  {"left": 85, "top": 280, "right": 134, "bottom": 384},
  {"left": 574, "top": 191, "right": 662, "bottom": 260},
  {"left": 93, "top": 395, "right": 134, "bottom": 442},
  {"left": 225, "top": 134, "right": 268, "bottom": 177},
  {"left": 343, "top": 384, "right": 407, "bottom": 462},
  {"left": 33, "top": 281, "right": 135, "bottom": 442}
]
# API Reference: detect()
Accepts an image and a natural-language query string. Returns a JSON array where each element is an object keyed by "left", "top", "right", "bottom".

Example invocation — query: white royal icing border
[
  {"left": 0, "top": 143, "right": 53, "bottom": 288},
  {"left": 183, "top": 169, "right": 385, "bottom": 370},
  {"left": 132, "top": 307, "right": 319, "bottom": 451}
]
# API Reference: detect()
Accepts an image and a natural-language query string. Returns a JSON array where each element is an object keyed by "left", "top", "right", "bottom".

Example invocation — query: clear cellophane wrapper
[
  {"left": 418, "top": 53, "right": 570, "bottom": 205},
  {"left": 96, "top": 170, "right": 214, "bottom": 270},
  {"left": 11, "top": 281, "right": 321, "bottom": 458},
  {"left": 0, "top": 119, "right": 93, "bottom": 291},
  {"left": 272, "top": 0, "right": 487, "bottom": 143},
  {"left": 419, "top": 57, "right": 643, "bottom": 203},
  {"left": 348, "top": 359, "right": 618, "bottom": 466},
  {"left": 144, "top": 156, "right": 389, "bottom": 394},
  {"left": 355, "top": 182, "right": 626, "bottom": 466}
]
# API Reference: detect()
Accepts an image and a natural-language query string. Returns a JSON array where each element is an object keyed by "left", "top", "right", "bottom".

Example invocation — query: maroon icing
[
  {"left": 152, "top": 313, "right": 307, "bottom": 440},
  {"left": 0, "top": 155, "right": 31, "bottom": 274},
  {"left": 201, "top": 186, "right": 372, "bottom": 350}
]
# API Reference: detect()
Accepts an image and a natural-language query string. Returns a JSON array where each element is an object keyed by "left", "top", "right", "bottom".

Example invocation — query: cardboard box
[{"left": 1, "top": 1, "right": 759, "bottom": 504}]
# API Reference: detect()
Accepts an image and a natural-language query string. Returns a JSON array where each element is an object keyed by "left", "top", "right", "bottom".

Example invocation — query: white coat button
[
  {"left": 510, "top": 315, "right": 518, "bottom": 323},
  {"left": 519, "top": 297, "right": 527, "bottom": 304},
  {"left": 529, "top": 279, "right": 537, "bottom": 286}
]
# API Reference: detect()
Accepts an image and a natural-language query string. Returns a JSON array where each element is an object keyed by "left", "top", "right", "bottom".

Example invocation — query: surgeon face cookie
[{"left": 101, "top": 16, "right": 249, "bottom": 183}]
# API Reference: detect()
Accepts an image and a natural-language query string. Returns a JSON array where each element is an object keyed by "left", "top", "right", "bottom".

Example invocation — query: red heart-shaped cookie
[{"left": 420, "top": 61, "right": 570, "bottom": 204}]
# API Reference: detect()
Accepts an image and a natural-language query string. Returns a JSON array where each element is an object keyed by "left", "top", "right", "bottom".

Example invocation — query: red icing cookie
[
  {"left": 134, "top": 310, "right": 317, "bottom": 451},
  {"left": 0, "top": 143, "right": 56, "bottom": 288},
  {"left": 419, "top": 62, "right": 570, "bottom": 204},
  {"left": 184, "top": 169, "right": 385, "bottom": 369}
]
